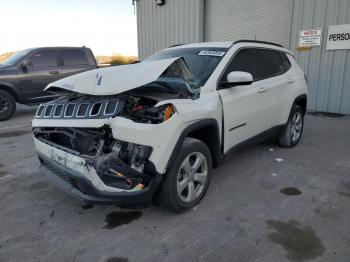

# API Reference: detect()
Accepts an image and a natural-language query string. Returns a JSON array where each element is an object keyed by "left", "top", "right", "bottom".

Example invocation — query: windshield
[
  {"left": 0, "top": 48, "right": 34, "bottom": 66},
  {"left": 144, "top": 47, "right": 228, "bottom": 88}
]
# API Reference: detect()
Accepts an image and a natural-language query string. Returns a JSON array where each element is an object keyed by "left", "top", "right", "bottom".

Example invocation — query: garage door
[{"left": 204, "top": 0, "right": 293, "bottom": 48}]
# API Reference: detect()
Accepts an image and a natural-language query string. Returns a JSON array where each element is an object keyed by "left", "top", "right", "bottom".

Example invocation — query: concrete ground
[{"left": 0, "top": 105, "right": 349, "bottom": 262}]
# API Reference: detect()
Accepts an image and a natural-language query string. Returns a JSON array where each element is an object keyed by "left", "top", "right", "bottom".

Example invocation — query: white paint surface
[
  {"left": 45, "top": 57, "right": 179, "bottom": 95},
  {"left": 326, "top": 24, "right": 350, "bottom": 50}
]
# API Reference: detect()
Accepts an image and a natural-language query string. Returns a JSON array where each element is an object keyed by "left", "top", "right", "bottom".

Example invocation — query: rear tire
[
  {"left": 0, "top": 90, "right": 16, "bottom": 121},
  {"left": 278, "top": 105, "right": 304, "bottom": 147},
  {"left": 158, "top": 137, "right": 212, "bottom": 213}
]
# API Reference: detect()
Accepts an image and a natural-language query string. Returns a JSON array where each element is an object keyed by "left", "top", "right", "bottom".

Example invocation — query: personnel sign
[{"left": 327, "top": 24, "right": 350, "bottom": 50}]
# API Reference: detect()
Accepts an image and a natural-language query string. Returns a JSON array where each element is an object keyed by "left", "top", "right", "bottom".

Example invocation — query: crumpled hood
[{"left": 45, "top": 57, "right": 180, "bottom": 96}]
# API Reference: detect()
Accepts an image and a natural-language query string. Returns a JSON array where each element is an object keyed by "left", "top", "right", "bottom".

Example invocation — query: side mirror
[
  {"left": 21, "top": 59, "right": 33, "bottom": 70},
  {"left": 220, "top": 71, "right": 253, "bottom": 89}
]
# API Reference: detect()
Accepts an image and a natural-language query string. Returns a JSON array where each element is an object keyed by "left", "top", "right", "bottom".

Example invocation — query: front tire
[
  {"left": 158, "top": 138, "right": 212, "bottom": 213},
  {"left": 278, "top": 105, "right": 304, "bottom": 147},
  {"left": 0, "top": 90, "right": 16, "bottom": 121}
]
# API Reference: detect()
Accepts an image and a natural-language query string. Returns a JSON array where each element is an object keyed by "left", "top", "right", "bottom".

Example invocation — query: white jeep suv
[{"left": 32, "top": 40, "right": 307, "bottom": 212}]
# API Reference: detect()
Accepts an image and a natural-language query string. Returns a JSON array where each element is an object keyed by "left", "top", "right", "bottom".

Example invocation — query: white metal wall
[
  {"left": 136, "top": 0, "right": 204, "bottom": 59},
  {"left": 290, "top": 0, "right": 350, "bottom": 114},
  {"left": 204, "top": 0, "right": 293, "bottom": 48}
]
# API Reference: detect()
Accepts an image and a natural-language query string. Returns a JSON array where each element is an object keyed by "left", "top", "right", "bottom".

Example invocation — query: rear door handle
[
  {"left": 258, "top": 87, "right": 268, "bottom": 93},
  {"left": 287, "top": 79, "right": 295, "bottom": 83},
  {"left": 49, "top": 70, "right": 60, "bottom": 75}
]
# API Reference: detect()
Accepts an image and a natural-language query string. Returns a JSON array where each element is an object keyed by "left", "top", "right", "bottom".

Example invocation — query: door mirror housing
[
  {"left": 21, "top": 59, "right": 33, "bottom": 70},
  {"left": 219, "top": 71, "right": 253, "bottom": 89}
]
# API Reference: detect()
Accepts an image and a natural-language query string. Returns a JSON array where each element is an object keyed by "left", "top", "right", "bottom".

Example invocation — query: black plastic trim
[
  {"left": 224, "top": 124, "right": 285, "bottom": 156},
  {"left": 233, "top": 40, "right": 284, "bottom": 48},
  {"left": 293, "top": 94, "right": 307, "bottom": 112},
  {"left": 0, "top": 82, "right": 20, "bottom": 102},
  {"left": 166, "top": 119, "right": 222, "bottom": 170},
  {"left": 229, "top": 123, "right": 247, "bottom": 132},
  {"left": 218, "top": 80, "right": 253, "bottom": 90}
]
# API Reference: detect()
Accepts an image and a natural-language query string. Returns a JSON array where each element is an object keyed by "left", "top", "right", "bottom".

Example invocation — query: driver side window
[
  {"left": 223, "top": 49, "right": 258, "bottom": 81},
  {"left": 27, "top": 50, "right": 58, "bottom": 68}
]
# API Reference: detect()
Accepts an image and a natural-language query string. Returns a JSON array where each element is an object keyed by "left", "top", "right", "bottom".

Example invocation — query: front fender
[
  {"left": 109, "top": 113, "right": 186, "bottom": 174},
  {"left": 166, "top": 118, "right": 221, "bottom": 170}
]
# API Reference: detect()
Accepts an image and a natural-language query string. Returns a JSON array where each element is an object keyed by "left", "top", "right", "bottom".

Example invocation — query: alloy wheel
[
  {"left": 0, "top": 96, "right": 9, "bottom": 115},
  {"left": 176, "top": 152, "right": 208, "bottom": 203},
  {"left": 290, "top": 112, "right": 303, "bottom": 142}
]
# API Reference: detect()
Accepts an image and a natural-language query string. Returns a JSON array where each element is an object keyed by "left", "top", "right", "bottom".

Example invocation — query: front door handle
[
  {"left": 49, "top": 70, "right": 60, "bottom": 75},
  {"left": 287, "top": 79, "right": 295, "bottom": 83},
  {"left": 258, "top": 87, "right": 268, "bottom": 93}
]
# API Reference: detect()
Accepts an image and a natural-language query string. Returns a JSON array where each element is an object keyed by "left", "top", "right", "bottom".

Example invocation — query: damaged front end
[
  {"left": 32, "top": 57, "right": 195, "bottom": 207},
  {"left": 33, "top": 126, "right": 156, "bottom": 190},
  {"left": 33, "top": 98, "right": 168, "bottom": 207}
]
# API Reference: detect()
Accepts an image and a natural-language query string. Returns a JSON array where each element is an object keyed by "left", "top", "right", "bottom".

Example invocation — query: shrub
[{"left": 109, "top": 54, "right": 138, "bottom": 65}]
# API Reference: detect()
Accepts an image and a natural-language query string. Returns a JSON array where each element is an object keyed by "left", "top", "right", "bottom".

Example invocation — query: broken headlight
[{"left": 124, "top": 96, "right": 176, "bottom": 124}]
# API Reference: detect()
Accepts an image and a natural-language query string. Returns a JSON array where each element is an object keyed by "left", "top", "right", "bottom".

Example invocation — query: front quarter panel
[{"left": 110, "top": 92, "right": 221, "bottom": 174}]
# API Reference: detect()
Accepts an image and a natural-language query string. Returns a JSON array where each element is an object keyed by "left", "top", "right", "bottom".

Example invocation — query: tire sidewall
[
  {"left": 0, "top": 90, "right": 16, "bottom": 121},
  {"left": 162, "top": 138, "right": 212, "bottom": 212},
  {"left": 287, "top": 105, "right": 304, "bottom": 146}
]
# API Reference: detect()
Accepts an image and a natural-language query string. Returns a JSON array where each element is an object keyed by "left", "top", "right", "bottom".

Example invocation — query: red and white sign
[{"left": 299, "top": 30, "right": 322, "bottom": 47}]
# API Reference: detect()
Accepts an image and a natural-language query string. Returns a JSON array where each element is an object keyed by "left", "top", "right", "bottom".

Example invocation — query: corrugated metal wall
[
  {"left": 136, "top": 0, "right": 350, "bottom": 114},
  {"left": 204, "top": 0, "right": 293, "bottom": 48},
  {"left": 290, "top": 0, "right": 350, "bottom": 114},
  {"left": 136, "top": 0, "right": 204, "bottom": 59}
]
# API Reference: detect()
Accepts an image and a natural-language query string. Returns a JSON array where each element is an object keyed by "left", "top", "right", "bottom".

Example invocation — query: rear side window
[
  {"left": 29, "top": 50, "right": 58, "bottom": 67},
  {"left": 62, "top": 49, "right": 89, "bottom": 66},
  {"left": 256, "top": 49, "right": 284, "bottom": 79},
  {"left": 280, "top": 53, "right": 292, "bottom": 71}
]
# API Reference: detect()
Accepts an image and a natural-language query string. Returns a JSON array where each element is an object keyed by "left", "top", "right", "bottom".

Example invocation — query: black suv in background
[{"left": 0, "top": 47, "right": 97, "bottom": 120}]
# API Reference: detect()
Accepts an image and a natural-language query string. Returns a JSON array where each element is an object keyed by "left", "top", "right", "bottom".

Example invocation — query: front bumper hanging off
[
  {"left": 35, "top": 138, "right": 160, "bottom": 207},
  {"left": 39, "top": 155, "right": 159, "bottom": 206}
]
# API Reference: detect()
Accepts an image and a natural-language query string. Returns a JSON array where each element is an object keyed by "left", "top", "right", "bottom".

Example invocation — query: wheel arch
[
  {"left": 0, "top": 83, "right": 20, "bottom": 102},
  {"left": 293, "top": 94, "right": 307, "bottom": 115},
  {"left": 166, "top": 119, "right": 222, "bottom": 170}
]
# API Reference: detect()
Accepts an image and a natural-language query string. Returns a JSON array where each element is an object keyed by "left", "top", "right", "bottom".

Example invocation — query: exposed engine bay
[{"left": 123, "top": 96, "right": 174, "bottom": 124}]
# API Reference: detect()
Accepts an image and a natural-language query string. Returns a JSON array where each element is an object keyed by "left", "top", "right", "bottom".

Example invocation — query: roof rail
[
  {"left": 169, "top": 44, "right": 184, "bottom": 48},
  {"left": 233, "top": 40, "right": 283, "bottom": 48}
]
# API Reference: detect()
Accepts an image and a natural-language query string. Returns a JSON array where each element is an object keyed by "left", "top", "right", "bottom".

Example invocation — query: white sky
[{"left": 0, "top": 0, "right": 138, "bottom": 56}]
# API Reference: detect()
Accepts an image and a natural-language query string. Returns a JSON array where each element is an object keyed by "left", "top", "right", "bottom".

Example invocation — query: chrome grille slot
[
  {"left": 64, "top": 104, "right": 76, "bottom": 117},
  {"left": 89, "top": 102, "right": 102, "bottom": 117},
  {"left": 53, "top": 104, "right": 64, "bottom": 117},
  {"left": 104, "top": 100, "right": 118, "bottom": 115},
  {"left": 36, "top": 105, "right": 45, "bottom": 117},
  {"left": 34, "top": 96, "right": 125, "bottom": 119},
  {"left": 44, "top": 105, "right": 54, "bottom": 117},
  {"left": 76, "top": 103, "right": 89, "bottom": 117}
]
